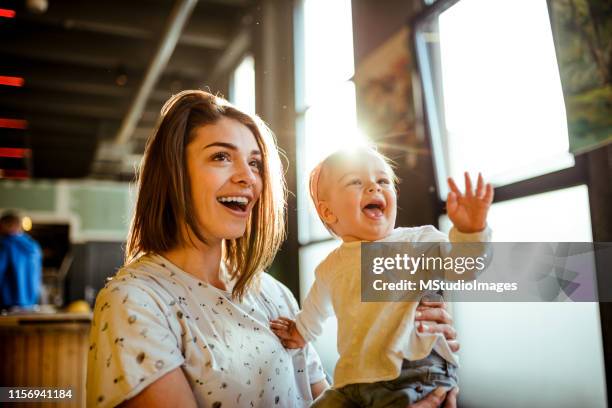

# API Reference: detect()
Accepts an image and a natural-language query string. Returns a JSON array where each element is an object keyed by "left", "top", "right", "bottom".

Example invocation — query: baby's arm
[{"left": 270, "top": 267, "right": 335, "bottom": 349}]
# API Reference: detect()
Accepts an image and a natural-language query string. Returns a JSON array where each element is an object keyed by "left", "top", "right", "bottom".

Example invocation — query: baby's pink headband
[{"left": 309, "top": 162, "right": 324, "bottom": 218}]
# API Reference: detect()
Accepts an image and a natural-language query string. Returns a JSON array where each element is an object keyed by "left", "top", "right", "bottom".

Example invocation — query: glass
[
  {"left": 438, "top": 185, "right": 605, "bottom": 408},
  {"left": 303, "top": 0, "right": 355, "bottom": 107},
  {"left": 439, "top": 185, "right": 592, "bottom": 241},
  {"left": 418, "top": 0, "right": 575, "bottom": 198},
  {"left": 229, "top": 54, "right": 255, "bottom": 115},
  {"left": 298, "top": 240, "right": 341, "bottom": 374}
]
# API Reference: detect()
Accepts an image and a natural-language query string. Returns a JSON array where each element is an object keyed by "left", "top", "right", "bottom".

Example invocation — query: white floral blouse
[{"left": 86, "top": 254, "right": 326, "bottom": 408}]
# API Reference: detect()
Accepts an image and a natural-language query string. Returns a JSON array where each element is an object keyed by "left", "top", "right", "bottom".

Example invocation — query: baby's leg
[
  {"left": 368, "top": 351, "right": 458, "bottom": 408},
  {"left": 311, "top": 386, "right": 360, "bottom": 408}
]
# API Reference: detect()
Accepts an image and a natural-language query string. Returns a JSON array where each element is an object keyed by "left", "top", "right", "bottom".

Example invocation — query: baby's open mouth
[
  {"left": 218, "top": 196, "right": 249, "bottom": 213},
  {"left": 362, "top": 200, "right": 385, "bottom": 218}
]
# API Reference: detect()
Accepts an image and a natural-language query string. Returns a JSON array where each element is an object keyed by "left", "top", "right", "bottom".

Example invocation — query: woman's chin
[{"left": 220, "top": 226, "right": 248, "bottom": 240}]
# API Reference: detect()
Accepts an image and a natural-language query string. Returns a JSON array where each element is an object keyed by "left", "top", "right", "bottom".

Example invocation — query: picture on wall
[{"left": 548, "top": 0, "right": 612, "bottom": 154}]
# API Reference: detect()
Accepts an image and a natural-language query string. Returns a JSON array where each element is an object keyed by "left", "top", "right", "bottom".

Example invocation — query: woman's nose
[{"left": 232, "top": 160, "right": 257, "bottom": 186}]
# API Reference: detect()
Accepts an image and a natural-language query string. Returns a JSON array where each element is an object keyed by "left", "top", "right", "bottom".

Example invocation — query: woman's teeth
[
  {"left": 217, "top": 196, "right": 249, "bottom": 204},
  {"left": 218, "top": 196, "right": 249, "bottom": 213}
]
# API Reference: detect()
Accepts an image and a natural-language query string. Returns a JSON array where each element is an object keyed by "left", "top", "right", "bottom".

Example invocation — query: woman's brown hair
[{"left": 126, "top": 90, "right": 286, "bottom": 300}]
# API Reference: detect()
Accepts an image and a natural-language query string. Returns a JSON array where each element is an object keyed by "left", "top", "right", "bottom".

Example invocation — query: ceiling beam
[
  {"left": 17, "top": 1, "right": 232, "bottom": 50},
  {"left": 114, "top": 0, "right": 199, "bottom": 145},
  {"left": 0, "top": 23, "right": 217, "bottom": 76}
]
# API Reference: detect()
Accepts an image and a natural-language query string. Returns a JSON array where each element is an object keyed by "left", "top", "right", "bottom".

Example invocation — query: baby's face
[{"left": 320, "top": 153, "right": 397, "bottom": 242}]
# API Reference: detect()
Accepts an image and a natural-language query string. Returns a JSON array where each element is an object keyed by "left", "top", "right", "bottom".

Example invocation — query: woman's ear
[{"left": 317, "top": 201, "right": 337, "bottom": 225}]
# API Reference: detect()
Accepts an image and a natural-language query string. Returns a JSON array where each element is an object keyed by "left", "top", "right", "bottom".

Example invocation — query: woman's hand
[
  {"left": 415, "top": 300, "right": 459, "bottom": 353},
  {"left": 446, "top": 172, "right": 493, "bottom": 233},
  {"left": 407, "top": 387, "right": 459, "bottom": 408}
]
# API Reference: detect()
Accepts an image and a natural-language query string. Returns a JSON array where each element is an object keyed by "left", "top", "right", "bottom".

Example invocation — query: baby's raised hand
[
  {"left": 269, "top": 317, "right": 306, "bottom": 349},
  {"left": 446, "top": 172, "right": 493, "bottom": 233}
]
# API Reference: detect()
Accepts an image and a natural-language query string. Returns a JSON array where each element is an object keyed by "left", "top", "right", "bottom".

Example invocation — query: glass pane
[
  {"left": 420, "top": 0, "right": 575, "bottom": 198},
  {"left": 297, "top": 81, "right": 368, "bottom": 244},
  {"left": 438, "top": 186, "right": 606, "bottom": 408},
  {"left": 230, "top": 55, "right": 255, "bottom": 115},
  {"left": 303, "top": 0, "right": 355, "bottom": 107},
  {"left": 438, "top": 185, "right": 592, "bottom": 241},
  {"left": 299, "top": 241, "right": 341, "bottom": 375}
]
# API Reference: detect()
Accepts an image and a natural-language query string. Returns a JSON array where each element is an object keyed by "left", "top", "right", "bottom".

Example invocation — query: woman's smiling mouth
[{"left": 217, "top": 196, "right": 250, "bottom": 214}]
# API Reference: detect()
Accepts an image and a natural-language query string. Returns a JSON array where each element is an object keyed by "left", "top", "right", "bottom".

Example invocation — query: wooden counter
[{"left": 0, "top": 312, "right": 92, "bottom": 408}]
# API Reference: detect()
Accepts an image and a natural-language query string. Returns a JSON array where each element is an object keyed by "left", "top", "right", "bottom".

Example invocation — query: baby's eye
[
  {"left": 378, "top": 178, "right": 391, "bottom": 185},
  {"left": 347, "top": 179, "right": 362, "bottom": 186},
  {"left": 211, "top": 152, "right": 231, "bottom": 162}
]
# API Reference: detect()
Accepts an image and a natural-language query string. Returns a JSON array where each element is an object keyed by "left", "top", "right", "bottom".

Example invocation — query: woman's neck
[{"left": 161, "top": 240, "right": 227, "bottom": 291}]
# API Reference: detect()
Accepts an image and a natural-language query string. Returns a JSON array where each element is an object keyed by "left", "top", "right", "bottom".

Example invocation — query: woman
[{"left": 86, "top": 90, "right": 459, "bottom": 407}]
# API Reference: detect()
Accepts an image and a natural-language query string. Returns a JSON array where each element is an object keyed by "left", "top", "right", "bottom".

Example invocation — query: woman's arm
[{"left": 118, "top": 367, "right": 197, "bottom": 408}]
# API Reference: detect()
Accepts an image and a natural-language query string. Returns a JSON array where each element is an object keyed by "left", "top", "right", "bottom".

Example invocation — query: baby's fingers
[
  {"left": 447, "top": 177, "right": 461, "bottom": 196},
  {"left": 475, "top": 172, "right": 484, "bottom": 198},
  {"left": 276, "top": 316, "right": 295, "bottom": 325},
  {"left": 446, "top": 192, "right": 457, "bottom": 215},
  {"left": 270, "top": 318, "right": 290, "bottom": 327},
  {"left": 483, "top": 183, "right": 494, "bottom": 204},
  {"left": 270, "top": 321, "right": 290, "bottom": 332},
  {"left": 464, "top": 172, "right": 473, "bottom": 197}
]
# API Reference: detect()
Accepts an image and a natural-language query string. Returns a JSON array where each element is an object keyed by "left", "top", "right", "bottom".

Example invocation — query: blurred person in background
[{"left": 0, "top": 210, "right": 42, "bottom": 311}]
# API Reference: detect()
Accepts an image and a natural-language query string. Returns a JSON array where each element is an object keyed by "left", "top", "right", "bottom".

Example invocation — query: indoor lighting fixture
[
  {"left": 0, "top": 147, "right": 30, "bottom": 158},
  {"left": 0, "top": 76, "right": 24, "bottom": 87},
  {"left": 0, "top": 118, "right": 28, "bottom": 129},
  {"left": 0, "top": 9, "right": 16, "bottom": 18}
]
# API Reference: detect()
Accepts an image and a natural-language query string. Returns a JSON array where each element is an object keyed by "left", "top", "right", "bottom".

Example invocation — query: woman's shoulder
[{"left": 95, "top": 254, "right": 178, "bottom": 311}]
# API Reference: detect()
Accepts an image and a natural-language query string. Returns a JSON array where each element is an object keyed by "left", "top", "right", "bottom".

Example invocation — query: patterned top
[{"left": 86, "top": 254, "right": 326, "bottom": 408}]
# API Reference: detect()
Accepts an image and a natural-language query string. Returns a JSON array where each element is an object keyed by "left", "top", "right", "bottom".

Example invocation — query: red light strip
[
  {"left": 0, "top": 76, "right": 24, "bottom": 87},
  {"left": 0, "top": 118, "right": 28, "bottom": 129},
  {"left": 0, "top": 169, "right": 29, "bottom": 180},
  {"left": 0, "top": 9, "right": 16, "bottom": 18},
  {"left": 0, "top": 147, "right": 30, "bottom": 158}
]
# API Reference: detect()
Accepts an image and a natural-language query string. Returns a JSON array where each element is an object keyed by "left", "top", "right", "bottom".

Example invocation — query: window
[
  {"left": 416, "top": 1, "right": 606, "bottom": 406},
  {"left": 294, "top": 0, "right": 364, "bottom": 373},
  {"left": 417, "top": 0, "right": 575, "bottom": 196},
  {"left": 438, "top": 185, "right": 592, "bottom": 242},
  {"left": 229, "top": 54, "right": 255, "bottom": 115}
]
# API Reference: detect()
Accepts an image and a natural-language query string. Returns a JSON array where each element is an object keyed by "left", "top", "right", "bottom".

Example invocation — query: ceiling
[{"left": 0, "top": 0, "right": 254, "bottom": 180}]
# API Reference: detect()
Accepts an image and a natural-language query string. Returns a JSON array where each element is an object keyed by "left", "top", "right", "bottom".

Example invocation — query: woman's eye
[
  {"left": 211, "top": 152, "right": 231, "bottom": 162},
  {"left": 249, "top": 159, "right": 263, "bottom": 172}
]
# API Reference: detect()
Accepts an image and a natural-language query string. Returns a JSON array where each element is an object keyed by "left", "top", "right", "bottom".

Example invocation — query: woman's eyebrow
[{"left": 203, "top": 142, "right": 260, "bottom": 155}]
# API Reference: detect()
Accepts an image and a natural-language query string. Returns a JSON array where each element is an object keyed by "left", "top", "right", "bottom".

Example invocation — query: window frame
[
  {"left": 411, "top": 0, "right": 589, "bottom": 210},
  {"left": 412, "top": 2, "right": 610, "bottom": 405}
]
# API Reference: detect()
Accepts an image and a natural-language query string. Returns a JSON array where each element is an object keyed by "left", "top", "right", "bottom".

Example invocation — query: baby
[{"left": 271, "top": 147, "right": 493, "bottom": 407}]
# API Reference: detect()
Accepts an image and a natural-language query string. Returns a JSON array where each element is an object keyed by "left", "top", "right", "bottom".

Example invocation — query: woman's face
[{"left": 185, "top": 117, "right": 263, "bottom": 243}]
